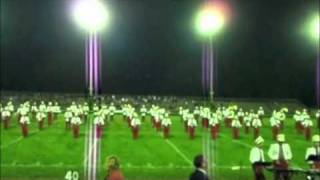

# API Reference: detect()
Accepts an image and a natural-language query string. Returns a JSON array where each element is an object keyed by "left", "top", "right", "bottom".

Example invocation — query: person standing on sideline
[
  {"left": 104, "top": 156, "right": 124, "bottom": 180},
  {"left": 268, "top": 134, "right": 292, "bottom": 180},
  {"left": 250, "top": 136, "right": 266, "bottom": 180},
  {"left": 189, "top": 154, "right": 209, "bottom": 180}
]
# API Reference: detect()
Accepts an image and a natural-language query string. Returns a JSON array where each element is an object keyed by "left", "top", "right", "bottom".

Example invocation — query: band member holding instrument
[
  {"left": 250, "top": 136, "right": 266, "bottom": 180},
  {"left": 268, "top": 134, "right": 292, "bottom": 180}
]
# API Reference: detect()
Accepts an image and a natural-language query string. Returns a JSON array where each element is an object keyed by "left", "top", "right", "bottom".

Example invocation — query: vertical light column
[
  {"left": 317, "top": 53, "right": 320, "bottom": 107},
  {"left": 86, "top": 32, "right": 101, "bottom": 97}
]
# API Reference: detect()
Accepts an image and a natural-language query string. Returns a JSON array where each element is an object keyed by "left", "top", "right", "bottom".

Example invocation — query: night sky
[{"left": 1, "top": 0, "right": 319, "bottom": 105}]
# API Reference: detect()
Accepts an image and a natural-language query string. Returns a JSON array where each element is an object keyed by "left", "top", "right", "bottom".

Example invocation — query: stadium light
[
  {"left": 196, "top": 8, "right": 225, "bottom": 37},
  {"left": 309, "top": 14, "right": 319, "bottom": 41},
  {"left": 71, "top": 1, "right": 109, "bottom": 179},
  {"left": 72, "top": 0, "right": 109, "bottom": 32}
]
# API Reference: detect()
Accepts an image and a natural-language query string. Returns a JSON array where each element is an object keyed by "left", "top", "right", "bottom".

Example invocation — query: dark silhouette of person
[{"left": 189, "top": 154, "right": 209, "bottom": 180}]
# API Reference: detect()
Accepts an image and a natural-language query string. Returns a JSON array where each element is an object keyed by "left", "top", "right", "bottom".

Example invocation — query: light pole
[
  {"left": 195, "top": 1, "right": 227, "bottom": 179},
  {"left": 72, "top": 1, "right": 109, "bottom": 179},
  {"left": 73, "top": 0, "right": 108, "bottom": 99},
  {"left": 195, "top": 1, "right": 225, "bottom": 103}
]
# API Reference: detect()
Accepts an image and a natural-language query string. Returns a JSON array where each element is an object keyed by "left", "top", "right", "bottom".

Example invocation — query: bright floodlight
[
  {"left": 310, "top": 15, "right": 319, "bottom": 40},
  {"left": 73, "top": 0, "right": 108, "bottom": 32},
  {"left": 196, "top": 8, "right": 225, "bottom": 36}
]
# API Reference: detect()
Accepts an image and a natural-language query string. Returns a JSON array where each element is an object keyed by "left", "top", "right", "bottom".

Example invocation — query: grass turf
[{"left": 1, "top": 112, "right": 319, "bottom": 180}]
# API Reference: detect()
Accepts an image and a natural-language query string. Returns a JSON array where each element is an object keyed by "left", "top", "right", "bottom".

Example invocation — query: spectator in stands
[
  {"left": 105, "top": 156, "right": 124, "bottom": 180},
  {"left": 189, "top": 154, "right": 209, "bottom": 180}
]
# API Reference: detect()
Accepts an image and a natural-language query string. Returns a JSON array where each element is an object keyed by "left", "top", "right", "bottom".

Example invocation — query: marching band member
[
  {"left": 94, "top": 114, "right": 105, "bottom": 138},
  {"left": 252, "top": 115, "right": 262, "bottom": 139},
  {"left": 131, "top": 114, "right": 141, "bottom": 139},
  {"left": 193, "top": 106, "right": 200, "bottom": 122},
  {"left": 71, "top": 115, "right": 82, "bottom": 138},
  {"left": 108, "top": 103, "right": 116, "bottom": 120},
  {"left": 52, "top": 102, "right": 61, "bottom": 120},
  {"left": 20, "top": 113, "right": 30, "bottom": 137},
  {"left": 305, "top": 134, "right": 320, "bottom": 170},
  {"left": 201, "top": 107, "right": 210, "bottom": 128},
  {"left": 268, "top": 134, "right": 292, "bottom": 180},
  {"left": 231, "top": 116, "right": 242, "bottom": 139},
  {"left": 250, "top": 136, "right": 266, "bottom": 180},
  {"left": 36, "top": 110, "right": 46, "bottom": 130},
  {"left": 93, "top": 103, "right": 100, "bottom": 112},
  {"left": 1, "top": 107, "right": 11, "bottom": 129},
  {"left": 209, "top": 113, "right": 219, "bottom": 140},
  {"left": 270, "top": 115, "right": 281, "bottom": 140},
  {"left": 182, "top": 109, "right": 190, "bottom": 132},
  {"left": 140, "top": 105, "right": 147, "bottom": 121},
  {"left": 31, "top": 102, "right": 38, "bottom": 118},
  {"left": 257, "top": 107, "right": 265, "bottom": 119},
  {"left": 64, "top": 108, "right": 73, "bottom": 130},
  {"left": 6, "top": 101, "right": 15, "bottom": 114},
  {"left": 302, "top": 115, "right": 313, "bottom": 141},
  {"left": 237, "top": 108, "right": 245, "bottom": 124},
  {"left": 161, "top": 113, "right": 172, "bottom": 139},
  {"left": 278, "top": 109, "right": 287, "bottom": 129},
  {"left": 187, "top": 114, "right": 197, "bottom": 139},
  {"left": 47, "top": 102, "right": 54, "bottom": 126},
  {"left": 225, "top": 107, "right": 234, "bottom": 128},
  {"left": 293, "top": 110, "right": 303, "bottom": 134},
  {"left": 244, "top": 112, "right": 252, "bottom": 134},
  {"left": 82, "top": 102, "right": 89, "bottom": 120},
  {"left": 39, "top": 101, "right": 46, "bottom": 112}
]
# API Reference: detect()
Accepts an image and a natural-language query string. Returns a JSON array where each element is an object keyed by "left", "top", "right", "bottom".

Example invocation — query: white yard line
[
  {"left": 164, "top": 139, "right": 193, "bottom": 166},
  {"left": 0, "top": 163, "right": 252, "bottom": 170}
]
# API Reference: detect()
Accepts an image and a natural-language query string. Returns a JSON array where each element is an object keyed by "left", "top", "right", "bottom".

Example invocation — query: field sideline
[{"left": 1, "top": 110, "right": 320, "bottom": 180}]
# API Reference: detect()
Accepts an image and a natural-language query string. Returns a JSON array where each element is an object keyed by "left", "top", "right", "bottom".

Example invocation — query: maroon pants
[
  {"left": 272, "top": 126, "right": 280, "bottom": 140},
  {"left": 48, "top": 112, "right": 53, "bottom": 126},
  {"left": 163, "top": 126, "right": 170, "bottom": 139},
  {"left": 202, "top": 118, "right": 209, "bottom": 128},
  {"left": 3, "top": 117, "right": 10, "bottom": 129},
  {"left": 252, "top": 164, "right": 266, "bottom": 180},
  {"left": 132, "top": 126, "right": 139, "bottom": 139},
  {"left": 21, "top": 124, "right": 29, "bottom": 137},
  {"left": 233, "top": 128, "right": 240, "bottom": 139},
  {"left": 305, "top": 127, "right": 311, "bottom": 141},
  {"left": 96, "top": 125, "right": 104, "bottom": 138},
  {"left": 127, "top": 118, "right": 132, "bottom": 128},
  {"left": 239, "top": 117, "right": 244, "bottom": 124},
  {"left": 318, "top": 117, "right": 320, "bottom": 129},
  {"left": 72, "top": 125, "right": 80, "bottom": 138},
  {"left": 156, "top": 121, "right": 161, "bottom": 131},
  {"left": 189, "top": 127, "right": 196, "bottom": 139},
  {"left": 254, "top": 128, "right": 260, "bottom": 139},
  {"left": 273, "top": 161, "right": 289, "bottom": 180},
  {"left": 225, "top": 118, "right": 232, "bottom": 128},
  {"left": 211, "top": 126, "right": 218, "bottom": 139}
]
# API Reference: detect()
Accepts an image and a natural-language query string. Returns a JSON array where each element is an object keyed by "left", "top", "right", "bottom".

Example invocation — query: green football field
[{"left": 1, "top": 112, "right": 319, "bottom": 180}]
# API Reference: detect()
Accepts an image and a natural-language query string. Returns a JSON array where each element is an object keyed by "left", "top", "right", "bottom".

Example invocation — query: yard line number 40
[{"left": 65, "top": 170, "right": 79, "bottom": 180}]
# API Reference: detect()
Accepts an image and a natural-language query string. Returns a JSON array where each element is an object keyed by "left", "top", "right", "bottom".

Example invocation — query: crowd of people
[
  {"left": 1, "top": 97, "right": 320, "bottom": 180},
  {"left": 1, "top": 99, "right": 319, "bottom": 140}
]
